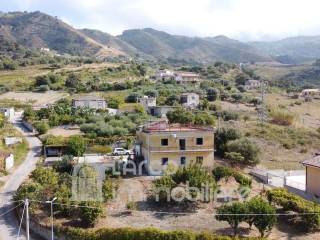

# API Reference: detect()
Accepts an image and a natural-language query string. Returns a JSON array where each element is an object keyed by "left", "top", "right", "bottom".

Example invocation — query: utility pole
[
  {"left": 46, "top": 197, "right": 57, "bottom": 240},
  {"left": 25, "top": 199, "right": 30, "bottom": 240},
  {"left": 258, "top": 80, "right": 268, "bottom": 125}
]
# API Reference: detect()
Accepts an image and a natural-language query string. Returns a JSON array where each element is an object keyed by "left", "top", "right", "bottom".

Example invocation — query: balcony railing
[{"left": 149, "top": 145, "right": 214, "bottom": 152}]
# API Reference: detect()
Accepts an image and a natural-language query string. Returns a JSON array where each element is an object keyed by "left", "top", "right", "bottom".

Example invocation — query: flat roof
[
  {"left": 302, "top": 155, "right": 320, "bottom": 168},
  {"left": 142, "top": 121, "right": 214, "bottom": 133}
]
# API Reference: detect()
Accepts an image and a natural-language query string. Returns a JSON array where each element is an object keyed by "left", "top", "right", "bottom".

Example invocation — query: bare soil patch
[{"left": 0, "top": 91, "right": 68, "bottom": 106}]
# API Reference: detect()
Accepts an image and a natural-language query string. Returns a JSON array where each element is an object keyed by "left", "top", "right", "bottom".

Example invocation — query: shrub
[
  {"left": 269, "top": 108, "right": 296, "bottom": 126},
  {"left": 212, "top": 166, "right": 252, "bottom": 187},
  {"left": 250, "top": 97, "right": 262, "bottom": 106},
  {"left": 207, "top": 88, "right": 219, "bottom": 101},
  {"left": 34, "top": 121, "right": 49, "bottom": 134},
  {"left": 231, "top": 93, "right": 244, "bottom": 103},
  {"left": 126, "top": 93, "right": 142, "bottom": 103},
  {"left": 245, "top": 197, "right": 277, "bottom": 237},
  {"left": 78, "top": 201, "right": 104, "bottom": 227},
  {"left": 38, "top": 84, "right": 50, "bottom": 92},
  {"left": 167, "top": 108, "right": 193, "bottom": 124},
  {"left": 30, "top": 167, "right": 59, "bottom": 186},
  {"left": 215, "top": 128, "right": 242, "bottom": 156},
  {"left": 225, "top": 152, "right": 245, "bottom": 164},
  {"left": 153, "top": 164, "right": 216, "bottom": 203},
  {"left": 226, "top": 138, "right": 260, "bottom": 165},
  {"left": 126, "top": 201, "right": 137, "bottom": 210},
  {"left": 267, "top": 188, "right": 320, "bottom": 231},
  {"left": 193, "top": 112, "right": 216, "bottom": 126},
  {"left": 216, "top": 202, "right": 248, "bottom": 236},
  {"left": 59, "top": 226, "right": 262, "bottom": 240},
  {"left": 102, "top": 179, "right": 114, "bottom": 202},
  {"left": 0, "top": 112, "right": 5, "bottom": 128},
  {"left": 216, "top": 111, "right": 239, "bottom": 121},
  {"left": 67, "top": 135, "right": 86, "bottom": 156}
]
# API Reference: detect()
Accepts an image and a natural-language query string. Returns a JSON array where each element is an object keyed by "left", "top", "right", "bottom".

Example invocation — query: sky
[{"left": 1, "top": 0, "right": 320, "bottom": 41}]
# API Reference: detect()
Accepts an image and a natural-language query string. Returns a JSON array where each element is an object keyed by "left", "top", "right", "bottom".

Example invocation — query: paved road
[{"left": 0, "top": 121, "right": 42, "bottom": 240}]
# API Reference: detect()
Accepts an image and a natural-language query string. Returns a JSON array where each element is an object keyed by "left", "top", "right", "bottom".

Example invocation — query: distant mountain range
[{"left": 1, "top": 11, "right": 320, "bottom": 64}]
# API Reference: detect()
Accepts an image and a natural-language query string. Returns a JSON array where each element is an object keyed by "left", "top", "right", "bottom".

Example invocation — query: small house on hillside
[
  {"left": 148, "top": 106, "right": 178, "bottom": 118},
  {"left": 300, "top": 89, "right": 320, "bottom": 99},
  {"left": 155, "top": 70, "right": 175, "bottom": 81},
  {"left": 180, "top": 93, "right": 200, "bottom": 109},
  {"left": 72, "top": 96, "right": 107, "bottom": 110},
  {"left": 174, "top": 72, "right": 201, "bottom": 84},
  {"left": 244, "top": 80, "right": 260, "bottom": 90},
  {"left": 139, "top": 96, "right": 157, "bottom": 111}
]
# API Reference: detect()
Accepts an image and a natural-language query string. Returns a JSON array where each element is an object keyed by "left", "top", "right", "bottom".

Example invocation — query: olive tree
[
  {"left": 216, "top": 202, "right": 248, "bottom": 236},
  {"left": 246, "top": 197, "right": 277, "bottom": 237}
]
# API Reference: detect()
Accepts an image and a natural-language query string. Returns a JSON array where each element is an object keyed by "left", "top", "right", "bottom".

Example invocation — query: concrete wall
[
  {"left": 73, "top": 100, "right": 107, "bottom": 109},
  {"left": 5, "top": 154, "right": 14, "bottom": 170}
]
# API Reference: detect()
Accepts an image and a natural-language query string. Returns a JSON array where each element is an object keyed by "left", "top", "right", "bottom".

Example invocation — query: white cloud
[{"left": 2, "top": 0, "right": 320, "bottom": 40}]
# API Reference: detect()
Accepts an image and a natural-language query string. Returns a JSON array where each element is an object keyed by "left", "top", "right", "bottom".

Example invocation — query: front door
[{"left": 179, "top": 139, "right": 186, "bottom": 150}]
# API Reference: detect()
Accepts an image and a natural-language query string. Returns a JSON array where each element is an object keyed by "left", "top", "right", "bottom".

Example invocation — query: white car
[{"left": 113, "top": 148, "right": 132, "bottom": 155}]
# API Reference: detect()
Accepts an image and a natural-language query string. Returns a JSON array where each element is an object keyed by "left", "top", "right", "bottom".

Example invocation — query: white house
[
  {"left": 244, "top": 80, "right": 261, "bottom": 90},
  {"left": 155, "top": 70, "right": 175, "bottom": 81},
  {"left": 72, "top": 96, "right": 107, "bottom": 110},
  {"left": 180, "top": 93, "right": 200, "bottom": 109},
  {"left": 300, "top": 89, "right": 320, "bottom": 99},
  {"left": 174, "top": 72, "right": 201, "bottom": 84},
  {"left": 0, "top": 107, "right": 15, "bottom": 122}
]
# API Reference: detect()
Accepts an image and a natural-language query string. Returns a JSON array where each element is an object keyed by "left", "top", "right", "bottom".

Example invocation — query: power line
[
  {"left": 25, "top": 199, "right": 320, "bottom": 216},
  {"left": 0, "top": 202, "right": 24, "bottom": 218},
  {"left": 16, "top": 202, "right": 26, "bottom": 240}
]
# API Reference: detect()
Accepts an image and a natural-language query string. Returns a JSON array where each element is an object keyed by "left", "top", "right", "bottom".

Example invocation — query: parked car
[{"left": 113, "top": 148, "right": 132, "bottom": 155}]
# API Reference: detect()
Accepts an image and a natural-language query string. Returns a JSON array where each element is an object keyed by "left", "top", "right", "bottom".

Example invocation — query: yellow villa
[{"left": 136, "top": 121, "right": 215, "bottom": 175}]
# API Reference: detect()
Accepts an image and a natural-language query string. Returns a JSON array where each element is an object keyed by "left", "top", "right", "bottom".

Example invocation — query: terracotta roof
[{"left": 302, "top": 155, "right": 320, "bottom": 168}]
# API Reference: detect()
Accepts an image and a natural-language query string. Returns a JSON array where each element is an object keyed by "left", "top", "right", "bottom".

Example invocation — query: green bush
[
  {"left": 212, "top": 166, "right": 252, "bottom": 187},
  {"left": 245, "top": 197, "right": 277, "bottom": 237},
  {"left": 226, "top": 138, "right": 260, "bottom": 165},
  {"left": 34, "top": 121, "right": 49, "bottom": 134},
  {"left": 216, "top": 202, "right": 248, "bottom": 236},
  {"left": 215, "top": 128, "right": 242, "bottom": 156},
  {"left": 216, "top": 111, "right": 239, "bottom": 121},
  {"left": 225, "top": 152, "right": 245, "bottom": 164},
  {"left": 269, "top": 108, "right": 296, "bottom": 126},
  {"left": 267, "top": 188, "right": 320, "bottom": 231},
  {"left": 167, "top": 108, "right": 194, "bottom": 124},
  {"left": 153, "top": 164, "right": 216, "bottom": 203},
  {"left": 59, "top": 226, "right": 264, "bottom": 240},
  {"left": 67, "top": 135, "right": 86, "bottom": 156},
  {"left": 78, "top": 201, "right": 104, "bottom": 227}
]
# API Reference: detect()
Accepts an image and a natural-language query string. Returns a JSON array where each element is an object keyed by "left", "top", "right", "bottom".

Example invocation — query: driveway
[{"left": 0, "top": 120, "right": 42, "bottom": 240}]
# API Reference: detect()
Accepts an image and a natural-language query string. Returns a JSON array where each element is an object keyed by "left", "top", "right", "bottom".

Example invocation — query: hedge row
[
  {"left": 58, "top": 227, "right": 265, "bottom": 240},
  {"left": 212, "top": 166, "right": 252, "bottom": 187},
  {"left": 266, "top": 188, "right": 320, "bottom": 230}
]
